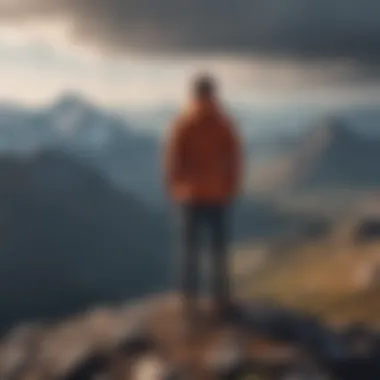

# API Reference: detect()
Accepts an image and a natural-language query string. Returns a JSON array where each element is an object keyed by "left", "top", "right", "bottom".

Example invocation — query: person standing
[{"left": 164, "top": 74, "right": 242, "bottom": 323}]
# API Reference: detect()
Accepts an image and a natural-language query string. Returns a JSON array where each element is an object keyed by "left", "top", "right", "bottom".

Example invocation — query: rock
[
  {"left": 324, "top": 357, "right": 380, "bottom": 380},
  {"left": 354, "top": 219, "right": 380, "bottom": 244},
  {"left": 204, "top": 333, "right": 245, "bottom": 378},
  {"left": 340, "top": 324, "right": 380, "bottom": 357},
  {"left": 114, "top": 327, "right": 155, "bottom": 357},
  {"left": 60, "top": 351, "right": 110, "bottom": 380},
  {"left": 5, "top": 294, "right": 380, "bottom": 380}
]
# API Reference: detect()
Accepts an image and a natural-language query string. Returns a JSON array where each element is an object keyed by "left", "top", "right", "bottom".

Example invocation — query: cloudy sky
[{"left": 1, "top": 0, "right": 380, "bottom": 107}]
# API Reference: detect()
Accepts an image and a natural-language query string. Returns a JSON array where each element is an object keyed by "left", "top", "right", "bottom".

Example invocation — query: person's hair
[{"left": 192, "top": 74, "right": 217, "bottom": 99}]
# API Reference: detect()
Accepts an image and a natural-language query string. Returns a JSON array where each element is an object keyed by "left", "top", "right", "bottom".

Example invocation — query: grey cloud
[{"left": 2, "top": 0, "right": 380, "bottom": 61}]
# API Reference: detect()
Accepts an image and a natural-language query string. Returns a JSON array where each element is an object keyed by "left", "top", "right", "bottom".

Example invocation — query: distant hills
[
  {"left": 0, "top": 150, "right": 171, "bottom": 332},
  {"left": 291, "top": 118, "right": 380, "bottom": 189},
  {"left": 250, "top": 117, "right": 380, "bottom": 195}
]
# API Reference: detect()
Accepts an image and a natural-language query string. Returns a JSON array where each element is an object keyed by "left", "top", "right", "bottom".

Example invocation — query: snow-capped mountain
[{"left": 0, "top": 94, "right": 163, "bottom": 203}]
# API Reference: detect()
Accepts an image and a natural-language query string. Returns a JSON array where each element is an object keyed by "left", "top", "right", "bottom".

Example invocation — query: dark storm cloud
[{"left": 2, "top": 0, "right": 380, "bottom": 61}]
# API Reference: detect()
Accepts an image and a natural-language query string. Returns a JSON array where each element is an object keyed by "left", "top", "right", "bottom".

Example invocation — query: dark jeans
[{"left": 178, "top": 203, "right": 231, "bottom": 311}]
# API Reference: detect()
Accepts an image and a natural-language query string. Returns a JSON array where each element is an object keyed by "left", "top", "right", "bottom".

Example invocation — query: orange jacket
[{"left": 164, "top": 99, "right": 242, "bottom": 204}]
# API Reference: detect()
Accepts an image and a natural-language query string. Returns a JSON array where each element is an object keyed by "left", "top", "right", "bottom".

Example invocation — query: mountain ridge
[{"left": 0, "top": 149, "right": 171, "bottom": 332}]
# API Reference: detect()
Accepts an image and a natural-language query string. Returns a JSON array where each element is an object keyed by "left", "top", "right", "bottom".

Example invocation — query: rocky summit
[{"left": 2, "top": 294, "right": 380, "bottom": 380}]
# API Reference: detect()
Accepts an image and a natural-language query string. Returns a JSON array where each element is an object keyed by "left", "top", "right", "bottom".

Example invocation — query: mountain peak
[
  {"left": 47, "top": 93, "right": 101, "bottom": 133},
  {"left": 307, "top": 117, "right": 357, "bottom": 148},
  {"left": 50, "top": 92, "right": 94, "bottom": 115}
]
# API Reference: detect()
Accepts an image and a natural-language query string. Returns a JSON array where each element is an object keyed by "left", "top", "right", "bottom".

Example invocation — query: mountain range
[
  {"left": 0, "top": 94, "right": 163, "bottom": 204},
  {"left": 2, "top": 94, "right": 380, "bottom": 201}
]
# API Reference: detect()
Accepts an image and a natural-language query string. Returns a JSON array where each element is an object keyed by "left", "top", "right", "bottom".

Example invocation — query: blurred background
[{"left": 1, "top": 1, "right": 380, "bottom": 368}]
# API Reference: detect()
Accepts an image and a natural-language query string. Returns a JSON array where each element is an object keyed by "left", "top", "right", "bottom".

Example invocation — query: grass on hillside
[{"left": 238, "top": 237, "right": 380, "bottom": 326}]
